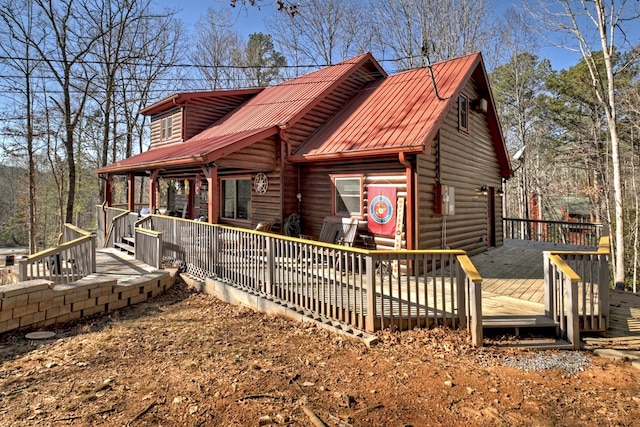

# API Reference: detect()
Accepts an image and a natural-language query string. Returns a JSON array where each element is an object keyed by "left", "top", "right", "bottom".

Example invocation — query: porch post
[
  {"left": 104, "top": 174, "right": 113, "bottom": 206},
  {"left": 202, "top": 164, "right": 218, "bottom": 224},
  {"left": 187, "top": 179, "right": 195, "bottom": 219},
  {"left": 149, "top": 170, "right": 159, "bottom": 212},
  {"left": 127, "top": 172, "right": 135, "bottom": 212}
]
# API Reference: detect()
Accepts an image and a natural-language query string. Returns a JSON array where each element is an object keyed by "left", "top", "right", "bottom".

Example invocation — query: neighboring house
[{"left": 97, "top": 52, "right": 511, "bottom": 256}]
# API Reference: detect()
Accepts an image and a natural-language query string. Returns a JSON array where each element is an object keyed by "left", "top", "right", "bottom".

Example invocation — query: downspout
[
  {"left": 399, "top": 152, "right": 414, "bottom": 250},
  {"left": 178, "top": 99, "right": 186, "bottom": 141},
  {"left": 277, "top": 122, "right": 293, "bottom": 159}
]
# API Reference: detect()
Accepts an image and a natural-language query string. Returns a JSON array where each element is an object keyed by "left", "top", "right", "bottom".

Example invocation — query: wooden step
[
  {"left": 489, "top": 337, "right": 574, "bottom": 350},
  {"left": 114, "top": 242, "right": 135, "bottom": 254},
  {"left": 483, "top": 314, "right": 558, "bottom": 329},
  {"left": 122, "top": 236, "right": 135, "bottom": 245}
]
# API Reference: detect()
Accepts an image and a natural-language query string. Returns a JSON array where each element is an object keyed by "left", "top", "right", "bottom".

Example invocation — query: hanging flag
[{"left": 367, "top": 186, "right": 397, "bottom": 235}]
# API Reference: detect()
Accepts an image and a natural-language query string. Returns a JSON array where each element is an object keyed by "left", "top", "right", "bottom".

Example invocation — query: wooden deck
[{"left": 472, "top": 241, "right": 640, "bottom": 348}]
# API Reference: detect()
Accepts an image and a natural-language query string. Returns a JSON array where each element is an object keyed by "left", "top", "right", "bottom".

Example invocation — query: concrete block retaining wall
[{"left": 0, "top": 272, "right": 174, "bottom": 333}]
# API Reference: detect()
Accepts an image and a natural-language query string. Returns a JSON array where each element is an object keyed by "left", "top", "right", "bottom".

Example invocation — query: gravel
[{"left": 499, "top": 351, "right": 591, "bottom": 373}]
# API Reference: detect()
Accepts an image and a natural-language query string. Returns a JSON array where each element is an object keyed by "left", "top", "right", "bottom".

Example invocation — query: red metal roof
[
  {"left": 187, "top": 52, "right": 380, "bottom": 141},
  {"left": 97, "top": 127, "right": 275, "bottom": 173},
  {"left": 98, "top": 53, "right": 381, "bottom": 174},
  {"left": 290, "top": 53, "right": 484, "bottom": 161}
]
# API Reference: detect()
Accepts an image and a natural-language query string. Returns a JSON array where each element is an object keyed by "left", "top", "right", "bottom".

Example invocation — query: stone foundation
[{"left": 0, "top": 271, "right": 174, "bottom": 333}]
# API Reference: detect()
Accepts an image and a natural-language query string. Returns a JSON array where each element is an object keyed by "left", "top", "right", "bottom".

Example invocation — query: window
[
  {"left": 221, "top": 178, "right": 251, "bottom": 220},
  {"left": 458, "top": 94, "right": 469, "bottom": 131},
  {"left": 161, "top": 116, "right": 173, "bottom": 140},
  {"left": 332, "top": 175, "right": 363, "bottom": 217}
]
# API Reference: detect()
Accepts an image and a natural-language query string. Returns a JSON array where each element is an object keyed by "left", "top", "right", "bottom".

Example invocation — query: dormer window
[
  {"left": 458, "top": 94, "right": 469, "bottom": 132},
  {"left": 161, "top": 116, "right": 173, "bottom": 140}
]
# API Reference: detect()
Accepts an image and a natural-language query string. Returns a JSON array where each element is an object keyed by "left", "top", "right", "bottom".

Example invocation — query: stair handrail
[
  {"left": 102, "top": 209, "right": 134, "bottom": 248},
  {"left": 545, "top": 253, "right": 581, "bottom": 349},
  {"left": 456, "top": 254, "right": 483, "bottom": 347}
]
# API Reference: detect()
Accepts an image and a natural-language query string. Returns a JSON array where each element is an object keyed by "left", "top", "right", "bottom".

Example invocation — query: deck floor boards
[{"left": 472, "top": 242, "right": 640, "bottom": 349}]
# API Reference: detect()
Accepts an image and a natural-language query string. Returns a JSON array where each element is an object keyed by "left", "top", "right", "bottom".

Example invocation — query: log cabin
[{"left": 97, "top": 52, "right": 512, "bottom": 256}]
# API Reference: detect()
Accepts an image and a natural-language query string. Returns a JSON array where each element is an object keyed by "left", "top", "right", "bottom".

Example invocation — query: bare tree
[
  {"left": 86, "top": 0, "right": 183, "bottom": 208},
  {"left": 0, "top": 0, "right": 44, "bottom": 252},
  {"left": 119, "top": 11, "right": 184, "bottom": 158},
  {"left": 527, "top": 0, "right": 640, "bottom": 289},
  {"left": 191, "top": 8, "right": 242, "bottom": 90},
  {"left": 20, "top": 0, "right": 107, "bottom": 226},
  {"left": 270, "top": 0, "right": 373, "bottom": 67},
  {"left": 372, "top": 0, "right": 492, "bottom": 70}
]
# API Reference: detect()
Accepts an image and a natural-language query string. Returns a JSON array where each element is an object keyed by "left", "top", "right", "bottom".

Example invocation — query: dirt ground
[{"left": 1, "top": 280, "right": 639, "bottom": 427}]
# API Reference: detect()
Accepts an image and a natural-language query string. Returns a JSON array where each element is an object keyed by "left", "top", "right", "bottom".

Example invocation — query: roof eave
[
  {"left": 289, "top": 144, "right": 424, "bottom": 163},
  {"left": 139, "top": 88, "right": 264, "bottom": 116}
]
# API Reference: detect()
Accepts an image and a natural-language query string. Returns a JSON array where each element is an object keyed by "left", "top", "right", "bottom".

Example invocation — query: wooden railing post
[
  {"left": 365, "top": 255, "right": 376, "bottom": 333},
  {"left": 90, "top": 232, "right": 97, "bottom": 273},
  {"left": 598, "top": 252, "right": 610, "bottom": 328},
  {"left": 265, "top": 236, "right": 275, "bottom": 296},
  {"left": 18, "top": 259, "right": 27, "bottom": 282},
  {"left": 157, "top": 232, "right": 163, "bottom": 269},
  {"left": 565, "top": 275, "right": 580, "bottom": 349},
  {"left": 470, "top": 279, "right": 483, "bottom": 347},
  {"left": 543, "top": 251, "right": 553, "bottom": 318},
  {"left": 456, "top": 261, "right": 467, "bottom": 328}
]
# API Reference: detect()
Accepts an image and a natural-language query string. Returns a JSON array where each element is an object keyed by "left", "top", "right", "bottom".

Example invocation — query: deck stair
[
  {"left": 482, "top": 315, "right": 574, "bottom": 350},
  {"left": 114, "top": 236, "right": 135, "bottom": 255}
]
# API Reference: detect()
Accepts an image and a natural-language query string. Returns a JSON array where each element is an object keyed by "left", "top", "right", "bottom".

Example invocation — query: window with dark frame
[
  {"left": 221, "top": 178, "right": 251, "bottom": 220},
  {"left": 458, "top": 94, "right": 469, "bottom": 131},
  {"left": 332, "top": 175, "right": 363, "bottom": 217}
]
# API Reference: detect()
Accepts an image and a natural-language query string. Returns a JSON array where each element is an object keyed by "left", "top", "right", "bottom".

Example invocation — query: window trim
[
  {"left": 458, "top": 93, "right": 469, "bottom": 132},
  {"left": 331, "top": 174, "right": 364, "bottom": 218},
  {"left": 219, "top": 176, "right": 252, "bottom": 222}
]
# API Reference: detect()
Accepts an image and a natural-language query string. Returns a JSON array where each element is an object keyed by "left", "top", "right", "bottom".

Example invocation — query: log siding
[{"left": 417, "top": 78, "right": 503, "bottom": 255}]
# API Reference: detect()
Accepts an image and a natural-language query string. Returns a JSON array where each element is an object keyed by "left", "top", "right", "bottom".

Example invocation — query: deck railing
[
  {"left": 134, "top": 226, "right": 163, "bottom": 269},
  {"left": 544, "top": 237, "right": 610, "bottom": 338},
  {"left": 504, "top": 218, "right": 603, "bottom": 246},
  {"left": 19, "top": 224, "right": 96, "bottom": 284},
  {"left": 134, "top": 215, "right": 485, "bottom": 345}
]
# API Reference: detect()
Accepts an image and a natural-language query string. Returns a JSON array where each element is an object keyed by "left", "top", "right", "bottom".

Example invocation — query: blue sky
[{"left": 153, "top": 0, "right": 636, "bottom": 71}]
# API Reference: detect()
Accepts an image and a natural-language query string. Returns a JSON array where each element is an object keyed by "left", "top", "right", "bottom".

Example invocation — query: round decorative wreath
[{"left": 254, "top": 172, "right": 268, "bottom": 194}]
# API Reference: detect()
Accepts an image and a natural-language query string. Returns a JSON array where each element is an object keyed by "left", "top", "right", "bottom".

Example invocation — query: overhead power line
[{"left": 0, "top": 54, "right": 423, "bottom": 72}]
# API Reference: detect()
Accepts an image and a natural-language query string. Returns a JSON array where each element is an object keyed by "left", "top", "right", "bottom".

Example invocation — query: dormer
[{"left": 141, "top": 89, "right": 263, "bottom": 149}]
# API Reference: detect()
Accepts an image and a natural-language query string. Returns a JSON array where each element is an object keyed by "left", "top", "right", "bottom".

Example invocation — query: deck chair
[
  {"left": 314, "top": 216, "right": 358, "bottom": 271},
  {"left": 255, "top": 219, "right": 275, "bottom": 232},
  {"left": 318, "top": 216, "right": 358, "bottom": 246}
]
